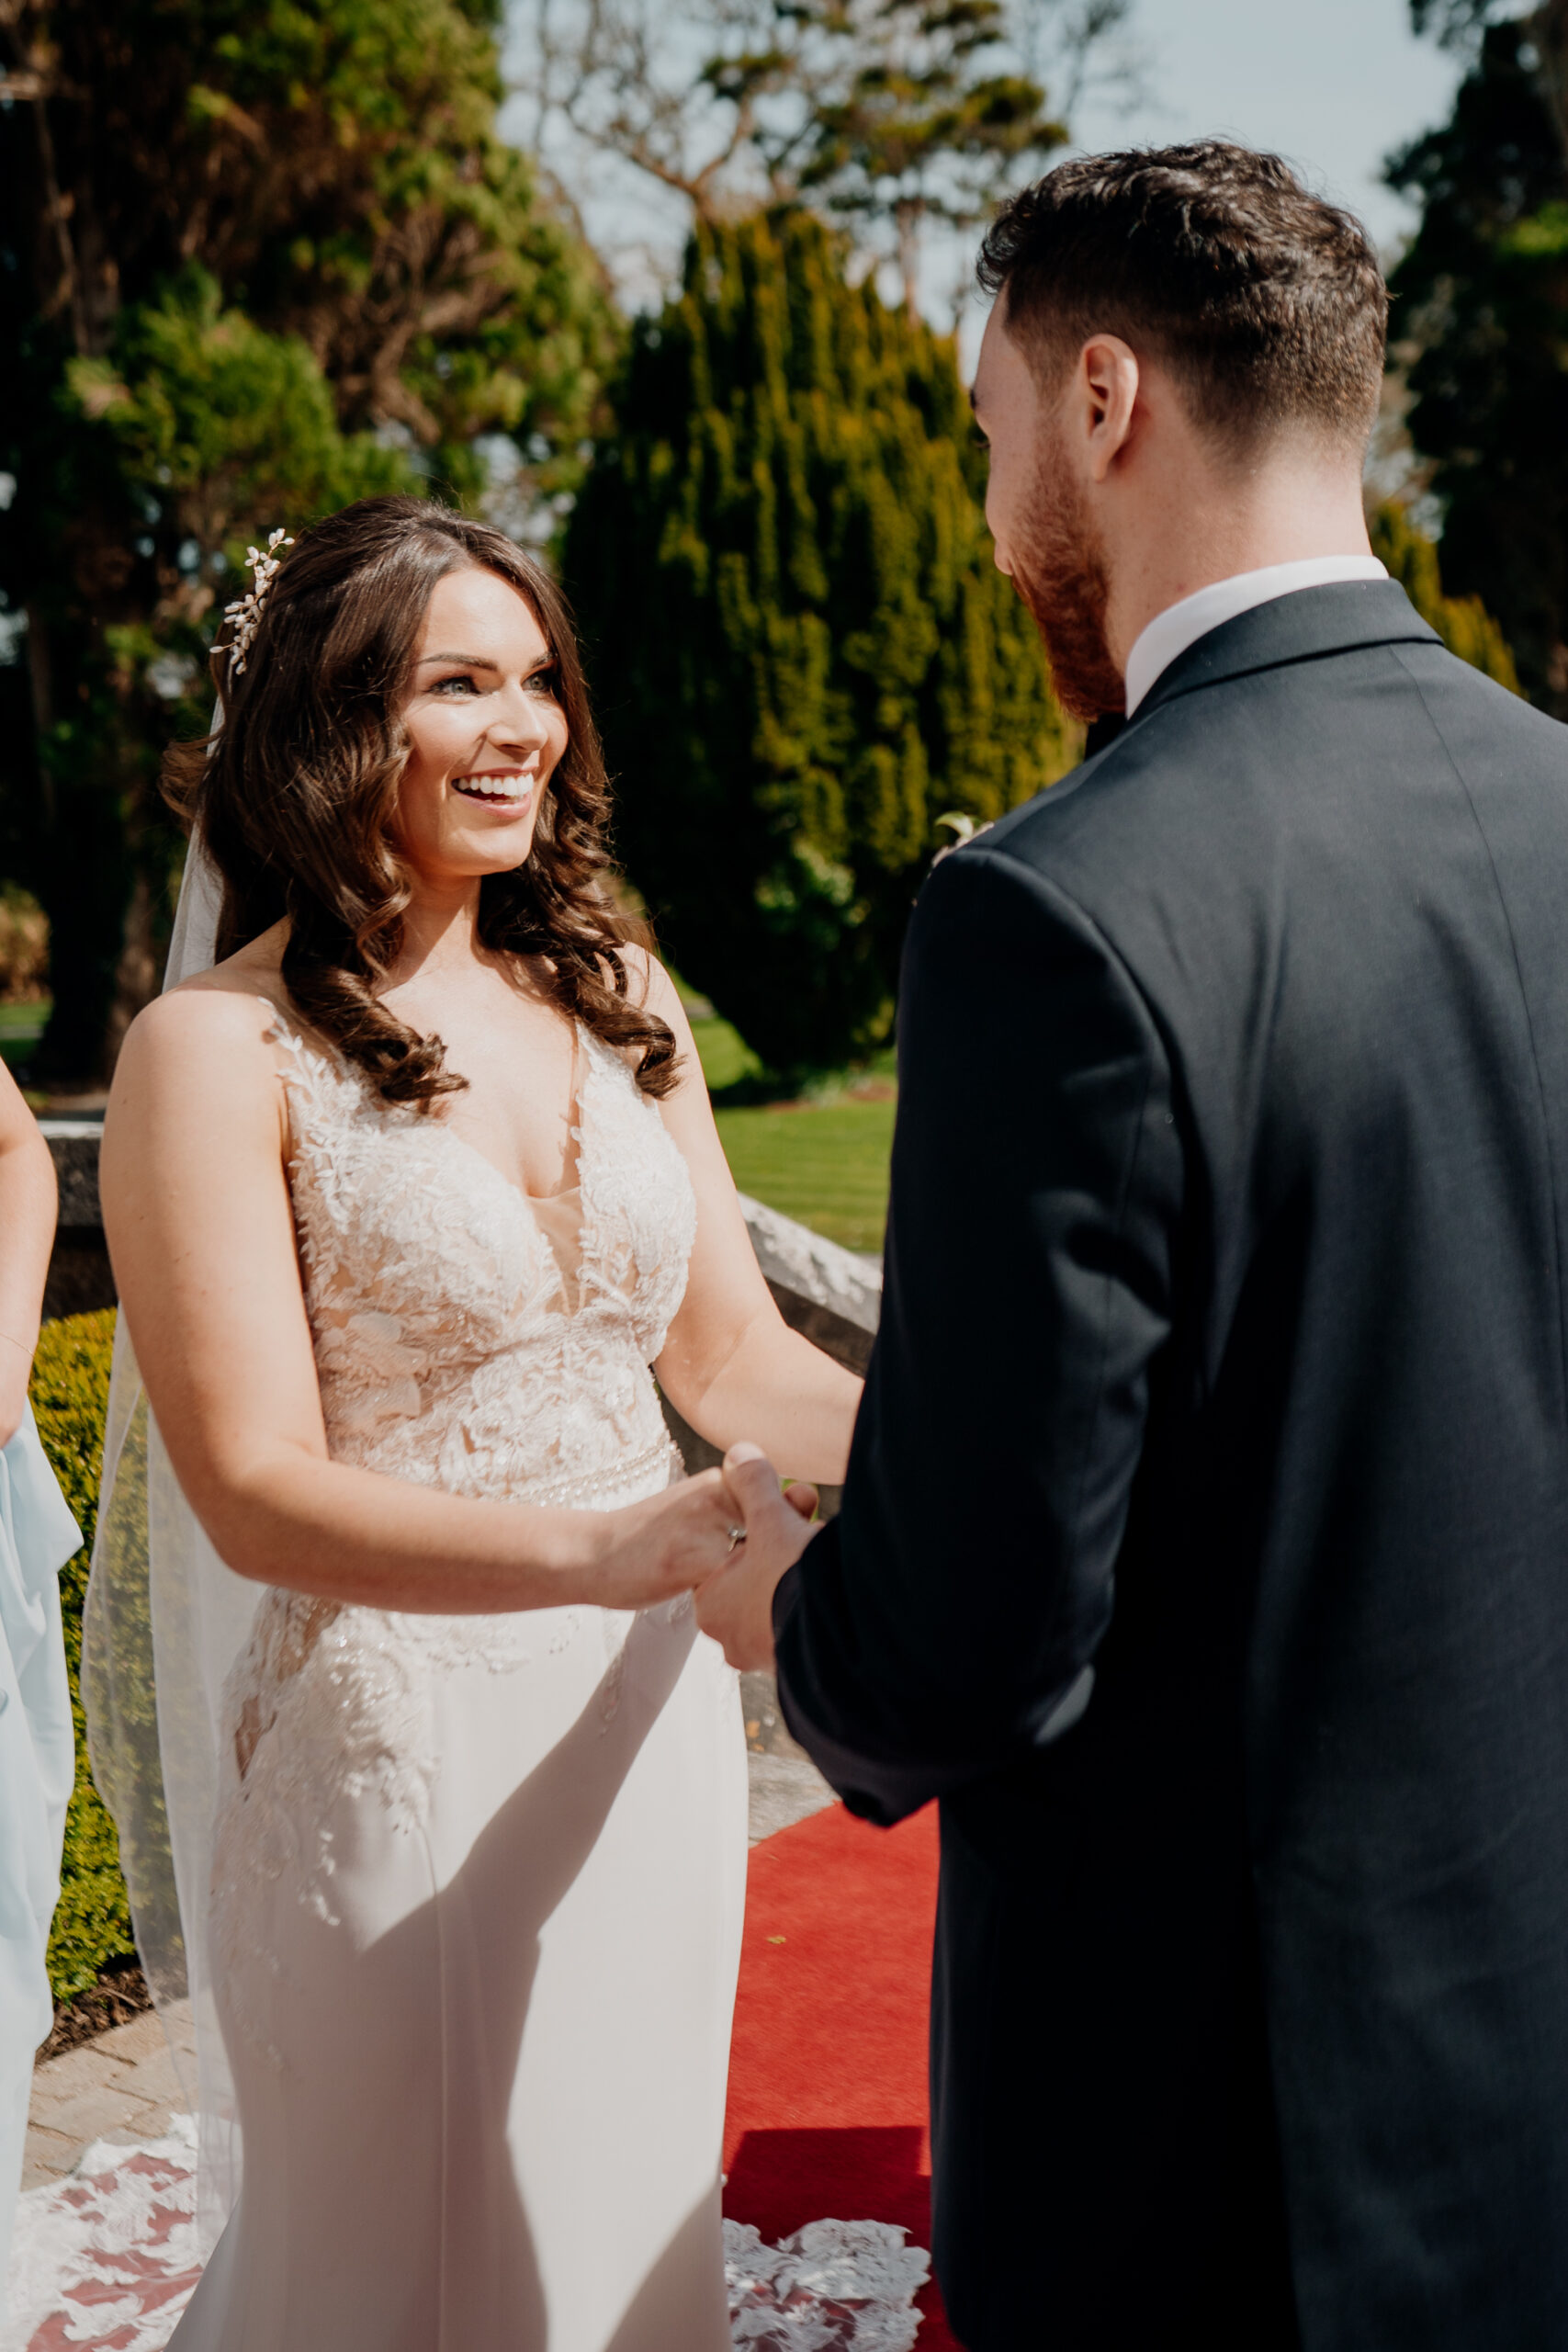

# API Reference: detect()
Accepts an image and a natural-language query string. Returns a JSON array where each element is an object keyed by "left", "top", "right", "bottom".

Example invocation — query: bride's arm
[
  {"left": 0, "top": 1058, "right": 56, "bottom": 1444},
  {"left": 102, "top": 985, "right": 740, "bottom": 1613},
  {"left": 637, "top": 958, "right": 863, "bottom": 1485}
]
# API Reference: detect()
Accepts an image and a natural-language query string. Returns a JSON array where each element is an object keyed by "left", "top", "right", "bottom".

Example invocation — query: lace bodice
[
  {"left": 211, "top": 1006, "right": 702, "bottom": 2064},
  {"left": 268, "top": 1003, "right": 696, "bottom": 1507}
]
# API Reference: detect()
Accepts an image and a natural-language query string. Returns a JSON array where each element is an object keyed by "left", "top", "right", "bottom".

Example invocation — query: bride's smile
[
  {"left": 449, "top": 767, "right": 536, "bottom": 806},
  {"left": 396, "top": 564, "right": 570, "bottom": 877}
]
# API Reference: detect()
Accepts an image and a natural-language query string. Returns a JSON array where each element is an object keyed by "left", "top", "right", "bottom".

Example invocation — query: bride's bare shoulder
[
  {"left": 103, "top": 946, "right": 298, "bottom": 1237},
  {"left": 115, "top": 926, "right": 294, "bottom": 1098},
  {"left": 616, "top": 941, "right": 682, "bottom": 1021}
]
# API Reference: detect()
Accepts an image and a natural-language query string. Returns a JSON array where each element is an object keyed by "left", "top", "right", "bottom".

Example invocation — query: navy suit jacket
[{"left": 773, "top": 583, "right": 1568, "bottom": 2350}]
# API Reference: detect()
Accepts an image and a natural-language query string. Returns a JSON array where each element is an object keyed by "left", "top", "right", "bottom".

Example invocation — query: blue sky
[
  {"left": 1070, "top": 0, "right": 1465, "bottom": 252},
  {"left": 502, "top": 0, "right": 1472, "bottom": 317}
]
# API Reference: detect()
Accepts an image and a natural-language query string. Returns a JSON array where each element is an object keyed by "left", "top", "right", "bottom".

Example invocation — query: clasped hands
[{"left": 693, "top": 1442, "right": 819, "bottom": 1671}]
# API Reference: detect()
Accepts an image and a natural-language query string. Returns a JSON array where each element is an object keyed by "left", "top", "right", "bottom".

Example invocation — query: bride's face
[{"left": 394, "top": 566, "right": 570, "bottom": 885}]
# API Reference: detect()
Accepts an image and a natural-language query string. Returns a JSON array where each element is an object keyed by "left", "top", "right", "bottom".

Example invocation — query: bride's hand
[
  {"left": 693, "top": 1443, "right": 818, "bottom": 1669},
  {"left": 588, "top": 1469, "right": 745, "bottom": 1611}
]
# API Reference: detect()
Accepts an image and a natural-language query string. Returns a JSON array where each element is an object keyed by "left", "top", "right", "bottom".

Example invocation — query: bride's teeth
[{"left": 455, "top": 777, "right": 528, "bottom": 803}]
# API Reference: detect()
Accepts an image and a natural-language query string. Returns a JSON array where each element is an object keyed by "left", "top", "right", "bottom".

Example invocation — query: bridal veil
[{"left": 80, "top": 829, "right": 259, "bottom": 2251}]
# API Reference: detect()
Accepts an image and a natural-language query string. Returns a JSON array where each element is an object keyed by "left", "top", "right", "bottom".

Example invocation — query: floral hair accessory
[{"left": 222, "top": 528, "right": 294, "bottom": 683}]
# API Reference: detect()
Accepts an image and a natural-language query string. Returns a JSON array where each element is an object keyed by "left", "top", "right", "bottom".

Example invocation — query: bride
[{"left": 96, "top": 493, "right": 861, "bottom": 2349}]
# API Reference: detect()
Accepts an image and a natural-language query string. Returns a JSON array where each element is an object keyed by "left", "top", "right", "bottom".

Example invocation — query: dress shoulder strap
[{"left": 256, "top": 996, "right": 360, "bottom": 1168}]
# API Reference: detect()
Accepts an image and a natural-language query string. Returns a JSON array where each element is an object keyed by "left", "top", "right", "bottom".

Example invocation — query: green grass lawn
[
  {"left": 687, "top": 1002, "right": 895, "bottom": 1255},
  {"left": 713, "top": 1094, "right": 896, "bottom": 1254},
  {"left": 687, "top": 1012, "right": 762, "bottom": 1094},
  {"left": 0, "top": 1000, "right": 48, "bottom": 1069}
]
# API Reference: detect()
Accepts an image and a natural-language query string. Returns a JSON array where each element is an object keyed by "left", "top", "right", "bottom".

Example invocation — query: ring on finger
[{"left": 725, "top": 1524, "right": 746, "bottom": 1554}]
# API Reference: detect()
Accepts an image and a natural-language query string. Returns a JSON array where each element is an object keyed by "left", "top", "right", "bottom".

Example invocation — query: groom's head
[{"left": 973, "top": 143, "right": 1388, "bottom": 719}]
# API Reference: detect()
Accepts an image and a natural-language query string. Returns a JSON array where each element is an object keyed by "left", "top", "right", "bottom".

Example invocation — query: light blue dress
[{"left": 0, "top": 1405, "right": 81, "bottom": 2305}]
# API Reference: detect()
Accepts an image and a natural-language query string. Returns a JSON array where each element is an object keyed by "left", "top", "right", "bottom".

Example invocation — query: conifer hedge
[
  {"left": 566, "top": 209, "right": 1074, "bottom": 1077},
  {"left": 1369, "top": 502, "right": 1520, "bottom": 693}
]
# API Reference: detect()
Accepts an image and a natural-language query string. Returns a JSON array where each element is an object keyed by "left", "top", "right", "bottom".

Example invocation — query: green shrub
[
  {"left": 28, "top": 1308, "right": 135, "bottom": 2004},
  {"left": 0, "top": 884, "right": 49, "bottom": 1004},
  {"left": 1370, "top": 502, "right": 1521, "bottom": 692},
  {"left": 566, "top": 209, "right": 1076, "bottom": 1080}
]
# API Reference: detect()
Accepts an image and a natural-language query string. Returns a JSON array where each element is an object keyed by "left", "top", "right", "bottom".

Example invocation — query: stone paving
[
  {"left": 24, "top": 1684, "right": 835, "bottom": 2190},
  {"left": 740, "top": 1668, "right": 836, "bottom": 1845},
  {"left": 24, "top": 2003, "right": 197, "bottom": 2191}
]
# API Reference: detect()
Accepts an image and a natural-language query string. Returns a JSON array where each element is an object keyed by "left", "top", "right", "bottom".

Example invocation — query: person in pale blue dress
[{"left": 0, "top": 1059, "right": 81, "bottom": 2315}]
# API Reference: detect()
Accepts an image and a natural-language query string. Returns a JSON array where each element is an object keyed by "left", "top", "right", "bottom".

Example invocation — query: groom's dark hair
[{"left": 978, "top": 141, "right": 1387, "bottom": 454}]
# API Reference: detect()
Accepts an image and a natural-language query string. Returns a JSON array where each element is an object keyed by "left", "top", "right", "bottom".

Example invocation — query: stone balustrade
[
  {"left": 38, "top": 1126, "right": 885, "bottom": 1476},
  {"left": 39, "top": 1121, "right": 115, "bottom": 1324}
]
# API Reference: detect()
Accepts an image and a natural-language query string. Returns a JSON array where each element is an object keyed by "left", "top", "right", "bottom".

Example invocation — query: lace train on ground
[{"left": 4, "top": 2143, "right": 931, "bottom": 2352}]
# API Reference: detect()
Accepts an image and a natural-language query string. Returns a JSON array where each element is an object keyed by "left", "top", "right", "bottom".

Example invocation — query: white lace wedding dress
[{"left": 167, "top": 1004, "right": 747, "bottom": 2351}]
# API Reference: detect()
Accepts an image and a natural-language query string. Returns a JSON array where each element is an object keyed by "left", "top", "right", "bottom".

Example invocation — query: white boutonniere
[{"left": 932, "top": 810, "right": 995, "bottom": 866}]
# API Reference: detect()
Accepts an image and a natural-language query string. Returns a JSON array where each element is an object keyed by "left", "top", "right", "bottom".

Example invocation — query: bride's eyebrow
[{"left": 418, "top": 651, "right": 499, "bottom": 668}]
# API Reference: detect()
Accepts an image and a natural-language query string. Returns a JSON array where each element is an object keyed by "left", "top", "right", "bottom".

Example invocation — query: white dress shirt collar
[{"left": 1122, "top": 555, "right": 1389, "bottom": 717}]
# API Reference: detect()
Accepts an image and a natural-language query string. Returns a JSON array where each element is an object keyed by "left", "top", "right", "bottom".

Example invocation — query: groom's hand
[{"left": 694, "top": 1442, "right": 818, "bottom": 1671}]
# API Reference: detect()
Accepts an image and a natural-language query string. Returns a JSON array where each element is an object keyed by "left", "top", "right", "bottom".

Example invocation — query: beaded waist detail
[{"left": 519, "top": 1434, "right": 682, "bottom": 1510}]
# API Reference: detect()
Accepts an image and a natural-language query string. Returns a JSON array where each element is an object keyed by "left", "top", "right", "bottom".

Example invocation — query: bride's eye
[
  {"left": 432, "top": 673, "right": 480, "bottom": 696},
  {"left": 523, "top": 668, "right": 559, "bottom": 700}
]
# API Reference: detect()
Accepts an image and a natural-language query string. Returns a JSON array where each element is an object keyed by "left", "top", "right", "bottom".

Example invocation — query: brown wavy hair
[{"left": 164, "top": 494, "right": 679, "bottom": 1103}]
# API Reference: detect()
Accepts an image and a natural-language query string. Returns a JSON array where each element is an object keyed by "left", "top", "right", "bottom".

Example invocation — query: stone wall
[{"left": 40, "top": 1123, "right": 115, "bottom": 1324}]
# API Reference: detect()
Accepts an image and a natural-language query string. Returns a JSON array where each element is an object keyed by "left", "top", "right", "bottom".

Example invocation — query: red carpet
[{"left": 724, "top": 1801, "right": 963, "bottom": 2351}]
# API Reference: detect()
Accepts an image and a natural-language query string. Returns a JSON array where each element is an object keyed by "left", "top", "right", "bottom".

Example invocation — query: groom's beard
[{"left": 1007, "top": 454, "right": 1125, "bottom": 725}]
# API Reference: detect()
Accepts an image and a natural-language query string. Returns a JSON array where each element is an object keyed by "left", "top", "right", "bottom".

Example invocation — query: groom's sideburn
[{"left": 773, "top": 582, "right": 1568, "bottom": 2351}]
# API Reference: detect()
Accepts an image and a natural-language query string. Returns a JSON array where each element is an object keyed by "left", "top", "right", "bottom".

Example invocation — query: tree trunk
[
  {"left": 1530, "top": 0, "right": 1568, "bottom": 166},
  {"left": 11, "top": 70, "right": 141, "bottom": 1089},
  {"left": 35, "top": 774, "right": 140, "bottom": 1090},
  {"left": 26, "top": 605, "right": 146, "bottom": 1090}
]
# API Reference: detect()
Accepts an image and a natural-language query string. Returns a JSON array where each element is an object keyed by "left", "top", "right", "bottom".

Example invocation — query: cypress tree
[
  {"left": 565, "top": 208, "right": 1072, "bottom": 1078},
  {"left": 1384, "top": 18, "right": 1568, "bottom": 709},
  {"left": 1369, "top": 502, "right": 1520, "bottom": 690}
]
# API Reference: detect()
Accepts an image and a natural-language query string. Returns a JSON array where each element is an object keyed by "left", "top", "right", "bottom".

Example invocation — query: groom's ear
[{"left": 1076, "top": 335, "right": 1141, "bottom": 483}]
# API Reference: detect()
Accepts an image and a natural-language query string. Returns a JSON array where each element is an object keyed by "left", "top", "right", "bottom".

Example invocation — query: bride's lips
[{"left": 451, "top": 770, "right": 535, "bottom": 808}]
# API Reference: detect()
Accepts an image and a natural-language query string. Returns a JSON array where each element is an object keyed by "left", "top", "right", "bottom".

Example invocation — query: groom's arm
[{"left": 772, "top": 841, "right": 1183, "bottom": 1826}]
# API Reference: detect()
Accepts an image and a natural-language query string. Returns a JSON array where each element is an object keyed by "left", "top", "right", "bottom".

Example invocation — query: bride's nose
[{"left": 490, "top": 681, "right": 554, "bottom": 751}]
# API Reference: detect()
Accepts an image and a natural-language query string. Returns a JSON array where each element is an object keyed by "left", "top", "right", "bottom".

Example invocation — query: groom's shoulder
[
  {"left": 969, "top": 700, "right": 1232, "bottom": 893},
  {"left": 973, "top": 636, "right": 1568, "bottom": 900}
]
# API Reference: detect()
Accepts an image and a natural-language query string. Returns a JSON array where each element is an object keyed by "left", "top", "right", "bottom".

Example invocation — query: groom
[{"left": 697, "top": 141, "right": 1568, "bottom": 2349}]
